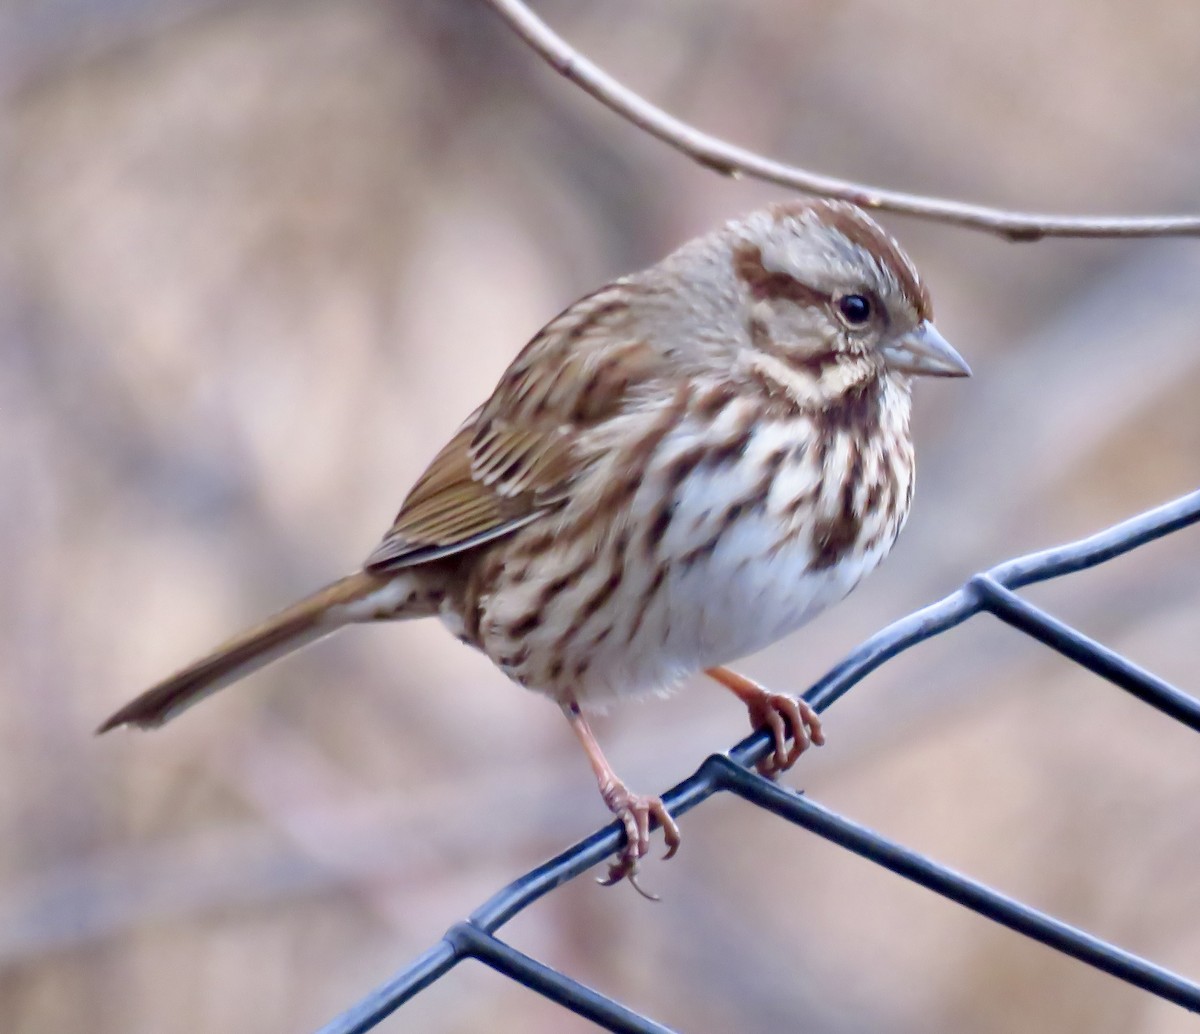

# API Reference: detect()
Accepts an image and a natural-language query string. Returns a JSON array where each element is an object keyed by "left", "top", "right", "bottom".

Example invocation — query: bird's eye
[{"left": 836, "top": 293, "right": 872, "bottom": 327}]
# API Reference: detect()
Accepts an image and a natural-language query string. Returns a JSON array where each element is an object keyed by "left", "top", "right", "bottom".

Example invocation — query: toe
[
  {"left": 777, "top": 697, "right": 808, "bottom": 768},
  {"left": 653, "top": 801, "right": 682, "bottom": 860},
  {"left": 801, "top": 701, "right": 826, "bottom": 746}
]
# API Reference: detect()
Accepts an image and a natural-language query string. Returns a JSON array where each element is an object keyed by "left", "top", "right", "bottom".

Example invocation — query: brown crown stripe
[
  {"left": 732, "top": 243, "right": 828, "bottom": 308},
  {"left": 771, "top": 200, "right": 932, "bottom": 321}
]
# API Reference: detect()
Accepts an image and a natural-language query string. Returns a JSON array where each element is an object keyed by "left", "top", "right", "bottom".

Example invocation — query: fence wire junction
[{"left": 318, "top": 488, "right": 1200, "bottom": 1034}]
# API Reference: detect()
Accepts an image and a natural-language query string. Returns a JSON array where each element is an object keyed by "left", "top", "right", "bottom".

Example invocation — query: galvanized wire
[{"left": 317, "top": 488, "right": 1200, "bottom": 1034}]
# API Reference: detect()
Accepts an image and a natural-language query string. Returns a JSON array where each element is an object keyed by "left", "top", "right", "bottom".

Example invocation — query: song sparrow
[{"left": 99, "top": 199, "right": 969, "bottom": 893}]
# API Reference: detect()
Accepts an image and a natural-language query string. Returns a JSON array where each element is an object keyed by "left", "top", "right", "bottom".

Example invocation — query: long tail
[{"left": 97, "top": 570, "right": 427, "bottom": 733}]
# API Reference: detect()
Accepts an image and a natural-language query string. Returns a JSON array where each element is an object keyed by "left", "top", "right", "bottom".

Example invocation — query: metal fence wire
[{"left": 317, "top": 488, "right": 1200, "bottom": 1034}]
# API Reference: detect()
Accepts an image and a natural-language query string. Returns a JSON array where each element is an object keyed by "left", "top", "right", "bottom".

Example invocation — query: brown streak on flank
[
  {"left": 506, "top": 609, "right": 543, "bottom": 639},
  {"left": 625, "top": 566, "right": 666, "bottom": 645},
  {"left": 463, "top": 553, "right": 506, "bottom": 645},
  {"left": 720, "top": 499, "right": 748, "bottom": 529},
  {"left": 644, "top": 499, "right": 676, "bottom": 557},
  {"left": 682, "top": 492, "right": 755, "bottom": 568},
  {"left": 747, "top": 448, "right": 787, "bottom": 512},
  {"left": 664, "top": 444, "right": 708, "bottom": 491},
  {"left": 576, "top": 567, "right": 624, "bottom": 627},
  {"left": 733, "top": 243, "right": 828, "bottom": 308},
  {"left": 680, "top": 533, "right": 721, "bottom": 570},
  {"left": 552, "top": 532, "right": 628, "bottom": 653},
  {"left": 535, "top": 555, "right": 592, "bottom": 612},
  {"left": 517, "top": 529, "right": 556, "bottom": 556},
  {"left": 596, "top": 471, "right": 642, "bottom": 518}
]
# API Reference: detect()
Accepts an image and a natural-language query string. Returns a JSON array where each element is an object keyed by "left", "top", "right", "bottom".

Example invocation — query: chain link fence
[{"left": 317, "top": 488, "right": 1200, "bottom": 1034}]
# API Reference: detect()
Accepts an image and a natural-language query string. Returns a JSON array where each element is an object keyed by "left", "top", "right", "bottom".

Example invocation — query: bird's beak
[{"left": 882, "top": 322, "right": 971, "bottom": 378}]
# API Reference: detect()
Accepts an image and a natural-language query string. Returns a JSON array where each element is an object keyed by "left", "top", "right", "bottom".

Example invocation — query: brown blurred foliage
[{"left": 2, "top": 1, "right": 1200, "bottom": 1031}]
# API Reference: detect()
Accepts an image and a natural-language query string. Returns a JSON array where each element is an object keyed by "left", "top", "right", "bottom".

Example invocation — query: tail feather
[{"left": 97, "top": 570, "right": 415, "bottom": 733}]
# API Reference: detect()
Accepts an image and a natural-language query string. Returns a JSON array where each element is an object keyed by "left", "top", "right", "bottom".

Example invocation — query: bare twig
[{"left": 480, "top": 0, "right": 1200, "bottom": 242}]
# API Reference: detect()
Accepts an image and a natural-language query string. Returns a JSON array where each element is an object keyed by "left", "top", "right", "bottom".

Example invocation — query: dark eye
[{"left": 837, "top": 293, "right": 872, "bottom": 327}]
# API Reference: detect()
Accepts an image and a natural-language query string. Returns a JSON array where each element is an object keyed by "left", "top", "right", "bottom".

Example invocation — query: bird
[{"left": 98, "top": 199, "right": 970, "bottom": 894}]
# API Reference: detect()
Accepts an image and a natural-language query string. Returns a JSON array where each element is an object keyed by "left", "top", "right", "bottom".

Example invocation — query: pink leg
[{"left": 562, "top": 701, "right": 681, "bottom": 899}]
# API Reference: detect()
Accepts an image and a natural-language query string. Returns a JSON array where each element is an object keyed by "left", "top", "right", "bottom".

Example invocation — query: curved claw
[
  {"left": 597, "top": 787, "right": 681, "bottom": 895},
  {"left": 649, "top": 797, "right": 682, "bottom": 860},
  {"left": 597, "top": 858, "right": 661, "bottom": 901}
]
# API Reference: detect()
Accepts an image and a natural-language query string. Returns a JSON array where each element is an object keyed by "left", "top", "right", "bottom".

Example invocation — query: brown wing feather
[{"left": 365, "top": 283, "right": 661, "bottom": 571}]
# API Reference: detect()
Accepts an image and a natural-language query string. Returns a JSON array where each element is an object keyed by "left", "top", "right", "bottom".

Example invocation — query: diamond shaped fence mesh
[{"left": 317, "top": 488, "right": 1200, "bottom": 1034}]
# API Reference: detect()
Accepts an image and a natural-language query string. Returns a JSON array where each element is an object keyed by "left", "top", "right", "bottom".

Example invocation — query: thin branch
[{"left": 480, "top": 0, "right": 1200, "bottom": 242}]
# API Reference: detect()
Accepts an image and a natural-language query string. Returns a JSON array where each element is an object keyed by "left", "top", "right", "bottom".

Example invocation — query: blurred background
[{"left": 3, "top": 0, "right": 1200, "bottom": 1030}]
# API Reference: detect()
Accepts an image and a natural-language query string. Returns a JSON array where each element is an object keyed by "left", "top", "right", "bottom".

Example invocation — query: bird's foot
[
  {"left": 746, "top": 688, "right": 824, "bottom": 778},
  {"left": 705, "top": 667, "right": 825, "bottom": 779},
  {"left": 596, "top": 782, "right": 681, "bottom": 900}
]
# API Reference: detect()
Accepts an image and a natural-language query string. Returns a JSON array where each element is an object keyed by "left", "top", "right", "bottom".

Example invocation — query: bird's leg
[
  {"left": 705, "top": 666, "right": 825, "bottom": 778},
  {"left": 561, "top": 700, "right": 680, "bottom": 898}
]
